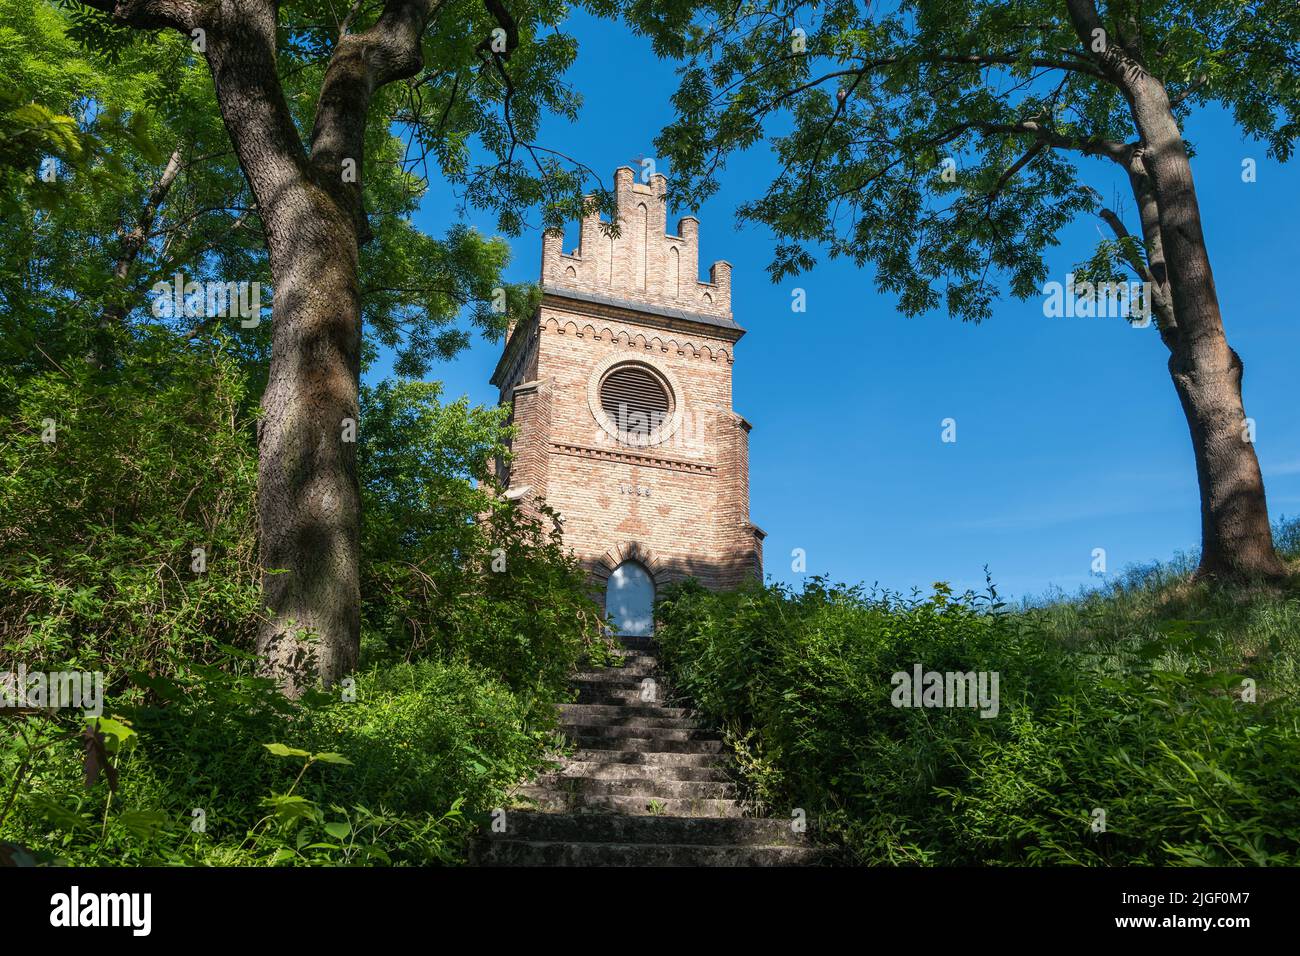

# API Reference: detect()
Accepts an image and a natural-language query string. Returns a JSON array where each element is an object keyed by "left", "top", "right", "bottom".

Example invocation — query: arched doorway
[{"left": 605, "top": 561, "right": 655, "bottom": 637}]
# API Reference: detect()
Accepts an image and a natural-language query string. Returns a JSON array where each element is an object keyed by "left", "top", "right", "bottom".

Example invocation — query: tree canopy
[{"left": 637, "top": 0, "right": 1300, "bottom": 320}]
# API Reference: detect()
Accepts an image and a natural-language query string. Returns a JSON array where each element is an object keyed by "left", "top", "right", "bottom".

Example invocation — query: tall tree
[
  {"left": 639, "top": 0, "right": 1299, "bottom": 580},
  {"left": 66, "top": 0, "right": 602, "bottom": 689}
]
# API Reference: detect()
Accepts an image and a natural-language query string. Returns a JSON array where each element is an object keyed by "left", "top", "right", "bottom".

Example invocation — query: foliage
[
  {"left": 358, "top": 378, "right": 610, "bottom": 697},
  {"left": 0, "top": 0, "right": 625, "bottom": 869},
  {"left": 655, "top": 570, "right": 1300, "bottom": 865},
  {"left": 1, "top": 0, "right": 537, "bottom": 383},
  {"left": 635, "top": 0, "right": 1300, "bottom": 319},
  {"left": 0, "top": 335, "right": 604, "bottom": 866},
  {"left": 1024, "top": 516, "right": 1300, "bottom": 695},
  {"left": 1, "top": 0, "right": 262, "bottom": 372},
  {"left": 0, "top": 659, "right": 548, "bottom": 865},
  {"left": 0, "top": 332, "right": 261, "bottom": 679}
]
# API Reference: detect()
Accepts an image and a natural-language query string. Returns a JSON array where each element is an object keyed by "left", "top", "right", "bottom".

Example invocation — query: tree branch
[
  {"left": 101, "top": 146, "right": 184, "bottom": 324},
  {"left": 309, "top": 0, "right": 441, "bottom": 242},
  {"left": 988, "top": 141, "right": 1045, "bottom": 200},
  {"left": 76, "top": 0, "right": 200, "bottom": 32},
  {"left": 971, "top": 119, "right": 1134, "bottom": 166}
]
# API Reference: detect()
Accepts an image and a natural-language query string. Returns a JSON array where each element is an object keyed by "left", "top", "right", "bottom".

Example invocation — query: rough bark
[
  {"left": 77, "top": 0, "right": 486, "bottom": 688},
  {"left": 1067, "top": 0, "right": 1285, "bottom": 580},
  {"left": 253, "top": 187, "right": 363, "bottom": 689},
  {"left": 203, "top": 0, "right": 436, "bottom": 688},
  {"left": 194, "top": 0, "right": 366, "bottom": 689},
  {"left": 76, "top": 0, "right": 445, "bottom": 688}
]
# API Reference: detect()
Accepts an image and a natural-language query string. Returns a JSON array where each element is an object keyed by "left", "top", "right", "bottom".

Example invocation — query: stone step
[
  {"left": 483, "top": 810, "right": 807, "bottom": 847},
  {"left": 568, "top": 734, "right": 724, "bottom": 754},
  {"left": 545, "top": 761, "right": 730, "bottom": 783},
  {"left": 523, "top": 775, "right": 733, "bottom": 800},
  {"left": 613, "top": 636, "right": 657, "bottom": 653},
  {"left": 576, "top": 670, "right": 657, "bottom": 683},
  {"left": 559, "top": 703, "right": 696, "bottom": 722},
  {"left": 561, "top": 718, "right": 704, "bottom": 735},
  {"left": 579, "top": 655, "right": 658, "bottom": 668},
  {"left": 596, "top": 652, "right": 659, "bottom": 667},
  {"left": 573, "top": 679, "right": 669, "bottom": 694},
  {"left": 560, "top": 700, "right": 690, "bottom": 714},
  {"left": 574, "top": 692, "right": 675, "bottom": 707},
  {"left": 511, "top": 790, "right": 742, "bottom": 817},
  {"left": 473, "top": 840, "right": 821, "bottom": 867},
  {"left": 563, "top": 723, "right": 718, "bottom": 741},
  {"left": 572, "top": 672, "right": 660, "bottom": 686},
  {"left": 573, "top": 699, "right": 692, "bottom": 712},
  {"left": 569, "top": 749, "right": 722, "bottom": 767}
]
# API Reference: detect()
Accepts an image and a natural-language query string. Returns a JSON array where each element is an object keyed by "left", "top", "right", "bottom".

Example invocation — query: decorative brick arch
[{"left": 591, "top": 540, "right": 668, "bottom": 587}]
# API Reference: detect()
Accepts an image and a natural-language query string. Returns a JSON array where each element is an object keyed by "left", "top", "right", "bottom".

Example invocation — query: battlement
[{"left": 540, "top": 166, "right": 732, "bottom": 320}]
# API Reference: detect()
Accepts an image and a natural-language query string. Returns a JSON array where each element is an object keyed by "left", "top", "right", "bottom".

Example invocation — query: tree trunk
[
  {"left": 1168, "top": 344, "right": 1283, "bottom": 579},
  {"left": 84, "top": 0, "right": 441, "bottom": 689},
  {"left": 1121, "top": 57, "right": 1284, "bottom": 579},
  {"left": 254, "top": 185, "right": 363, "bottom": 690},
  {"left": 202, "top": 7, "right": 367, "bottom": 689}
]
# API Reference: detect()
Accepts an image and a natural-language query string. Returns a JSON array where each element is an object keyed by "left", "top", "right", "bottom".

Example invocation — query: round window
[{"left": 598, "top": 363, "right": 673, "bottom": 443}]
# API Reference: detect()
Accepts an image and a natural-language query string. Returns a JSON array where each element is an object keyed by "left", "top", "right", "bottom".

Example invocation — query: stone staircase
[{"left": 472, "top": 640, "right": 820, "bottom": 866}]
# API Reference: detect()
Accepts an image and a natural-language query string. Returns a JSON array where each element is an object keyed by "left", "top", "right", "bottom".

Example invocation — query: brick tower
[{"left": 490, "top": 166, "right": 763, "bottom": 633}]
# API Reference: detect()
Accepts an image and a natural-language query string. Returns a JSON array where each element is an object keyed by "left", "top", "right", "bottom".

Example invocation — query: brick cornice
[
  {"left": 549, "top": 441, "right": 716, "bottom": 475},
  {"left": 541, "top": 286, "right": 745, "bottom": 344},
  {"left": 542, "top": 315, "right": 734, "bottom": 365}
]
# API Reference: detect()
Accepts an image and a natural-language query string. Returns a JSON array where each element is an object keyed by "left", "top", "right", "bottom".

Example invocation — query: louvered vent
[{"left": 600, "top": 365, "right": 672, "bottom": 436}]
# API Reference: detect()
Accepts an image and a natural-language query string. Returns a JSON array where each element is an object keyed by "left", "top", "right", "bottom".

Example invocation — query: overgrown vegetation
[
  {"left": 6, "top": 336, "right": 1298, "bottom": 867},
  {"left": 0, "top": 0, "right": 611, "bottom": 868},
  {"left": 656, "top": 536, "right": 1300, "bottom": 865},
  {"left": 0, "top": 338, "right": 607, "bottom": 866}
]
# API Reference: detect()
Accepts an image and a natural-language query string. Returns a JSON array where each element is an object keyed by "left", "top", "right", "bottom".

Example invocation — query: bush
[
  {"left": 358, "top": 378, "right": 608, "bottom": 698},
  {"left": 0, "top": 331, "right": 261, "bottom": 680},
  {"left": 1, "top": 339, "right": 603, "bottom": 866},
  {"left": 1, "top": 658, "right": 550, "bottom": 865},
  {"left": 655, "top": 576, "right": 1300, "bottom": 865}
]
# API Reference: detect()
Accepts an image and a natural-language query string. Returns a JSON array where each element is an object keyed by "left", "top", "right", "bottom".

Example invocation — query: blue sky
[{"left": 370, "top": 12, "right": 1300, "bottom": 602}]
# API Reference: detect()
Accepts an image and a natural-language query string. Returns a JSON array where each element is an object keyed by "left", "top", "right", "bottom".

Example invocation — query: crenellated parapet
[{"left": 540, "top": 166, "right": 733, "bottom": 320}]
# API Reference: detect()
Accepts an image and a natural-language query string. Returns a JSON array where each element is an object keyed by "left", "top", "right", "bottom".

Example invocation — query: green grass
[
  {"left": 1023, "top": 520, "right": 1300, "bottom": 698},
  {"left": 654, "top": 521, "right": 1300, "bottom": 866}
]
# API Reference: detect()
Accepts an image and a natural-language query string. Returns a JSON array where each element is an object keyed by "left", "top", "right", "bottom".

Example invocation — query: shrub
[
  {"left": 1, "top": 658, "right": 549, "bottom": 865},
  {"left": 1, "top": 340, "right": 602, "bottom": 866},
  {"left": 655, "top": 576, "right": 1300, "bottom": 865},
  {"left": 0, "top": 331, "right": 260, "bottom": 681},
  {"left": 358, "top": 378, "right": 607, "bottom": 699}
]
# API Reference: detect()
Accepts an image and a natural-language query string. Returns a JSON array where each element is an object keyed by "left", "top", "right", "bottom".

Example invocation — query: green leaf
[
  {"left": 311, "top": 751, "right": 353, "bottom": 765},
  {"left": 261, "top": 794, "right": 317, "bottom": 823},
  {"left": 117, "top": 808, "right": 170, "bottom": 840},
  {"left": 263, "top": 742, "right": 311, "bottom": 759},
  {"left": 90, "top": 716, "right": 137, "bottom": 752},
  {"left": 323, "top": 821, "right": 351, "bottom": 839}
]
